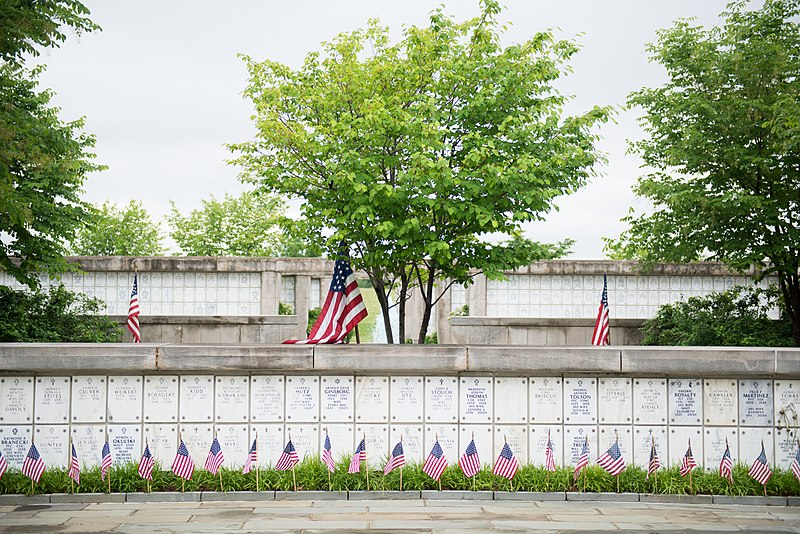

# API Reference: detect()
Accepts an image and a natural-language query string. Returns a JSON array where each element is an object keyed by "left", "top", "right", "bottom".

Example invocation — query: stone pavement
[{"left": 2, "top": 498, "right": 800, "bottom": 533}]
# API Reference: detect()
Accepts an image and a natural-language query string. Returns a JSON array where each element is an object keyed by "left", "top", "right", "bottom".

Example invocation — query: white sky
[{"left": 33, "top": 0, "right": 729, "bottom": 258}]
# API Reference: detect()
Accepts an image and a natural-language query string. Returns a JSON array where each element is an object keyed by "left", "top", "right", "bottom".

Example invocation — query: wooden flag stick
[
  {"left": 400, "top": 465, "right": 403, "bottom": 492},
  {"left": 616, "top": 474, "right": 620, "bottom": 494},
  {"left": 182, "top": 479, "right": 185, "bottom": 493},
  {"left": 689, "top": 469, "right": 693, "bottom": 496},
  {"left": 219, "top": 470, "right": 224, "bottom": 493},
  {"left": 364, "top": 433, "right": 370, "bottom": 492},
  {"left": 764, "top": 483, "right": 767, "bottom": 497},
  {"left": 69, "top": 435, "right": 75, "bottom": 494},
  {"left": 255, "top": 433, "right": 260, "bottom": 492},
  {"left": 292, "top": 463, "right": 297, "bottom": 492}
]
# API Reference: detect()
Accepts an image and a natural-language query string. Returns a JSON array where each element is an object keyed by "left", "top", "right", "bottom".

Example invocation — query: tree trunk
[
  {"left": 397, "top": 270, "right": 409, "bottom": 343},
  {"left": 416, "top": 266, "right": 437, "bottom": 344},
  {"left": 779, "top": 269, "right": 800, "bottom": 347}
]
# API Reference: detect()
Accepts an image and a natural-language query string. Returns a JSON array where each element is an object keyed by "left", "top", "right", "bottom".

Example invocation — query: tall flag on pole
[
  {"left": 646, "top": 438, "right": 660, "bottom": 480},
  {"left": 127, "top": 272, "right": 141, "bottom": 343},
  {"left": 100, "top": 440, "right": 112, "bottom": 481},
  {"left": 348, "top": 438, "right": 366, "bottom": 474},
  {"left": 591, "top": 274, "right": 610, "bottom": 346},
  {"left": 720, "top": 440, "right": 734, "bottom": 483},
  {"left": 574, "top": 437, "right": 590, "bottom": 481},
  {"left": 422, "top": 440, "right": 448, "bottom": 481},
  {"left": 0, "top": 449, "right": 8, "bottom": 479},
  {"left": 748, "top": 441, "right": 773, "bottom": 485},
  {"left": 679, "top": 440, "right": 697, "bottom": 477},
  {"left": 204, "top": 436, "right": 225, "bottom": 475},
  {"left": 791, "top": 446, "right": 800, "bottom": 482},
  {"left": 493, "top": 442, "right": 520, "bottom": 480},
  {"left": 459, "top": 438, "right": 481, "bottom": 478},
  {"left": 242, "top": 437, "right": 258, "bottom": 474},
  {"left": 171, "top": 439, "right": 194, "bottom": 480},
  {"left": 322, "top": 433, "right": 335, "bottom": 473},
  {"left": 283, "top": 255, "right": 368, "bottom": 344},
  {"left": 22, "top": 442, "right": 45, "bottom": 483},
  {"left": 68, "top": 443, "right": 80, "bottom": 485},
  {"left": 544, "top": 431, "right": 556, "bottom": 472},
  {"left": 276, "top": 439, "right": 300, "bottom": 471},
  {"left": 596, "top": 439, "right": 626, "bottom": 476},
  {"left": 384, "top": 441, "right": 405, "bottom": 475},
  {"left": 138, "top": 442, "right": 154, "bottom": 480}
]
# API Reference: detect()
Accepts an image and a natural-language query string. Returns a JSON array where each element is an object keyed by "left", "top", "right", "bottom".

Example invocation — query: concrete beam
[
  {"left": 466, "top": 346, "right": 621, "bottom": 373},
  {"left": 0, "top": 343, "right": 157, "bottom": 372},
  {"left": 155, "top": 344, "right": 313, "bottom": 371},
  {"left": 621, "top": 347, "right": 776, "bottom": 376},
  {"left": 313, "top": 344, "right": 467, "bottom": 372}
]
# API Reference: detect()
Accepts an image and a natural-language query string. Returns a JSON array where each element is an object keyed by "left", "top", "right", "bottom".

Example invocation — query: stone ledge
[
  {"left": 0, "top": 494, "right": 51, "bottom": 505},
  {"left": 275, "top": 490, "right": 347, "bottom": 500},
  {"left": 639, "top": 493, "right": 713, "bottom": 504},
  {"left": 348, "top": 490, "right": 422, "bottom": 500},
  {"left": 201, "top": 490, "right": 274, "bottom": 502},
  {"left": 421, "top": 490, "right": 493, "bottom": 500},
  {"left": 1, "top": 343, "right": 157, "bottom": 372},
  {"left": 566, "top": 492, "right": 639, "bottom": 502},
  {"left": 622, "top": 347, "right": 776, "bottom": 376},
  {"left": 712, "top": 495, "right": 788, "bottom": 506},
  {"left": 50, "top": 492, "right": 125, "bottom": 503},
  {"left": 466, "top": 346, "right": 621, "bottom": 373},
  {"left": 495, "top": 491, "right": 566, "bottom": 501},
  {"left": 125, "top": 491, "right": 201, "bottom": 502},
  {"left": 314, "top": 345, "right": 467, "bottom": 372},
  {"left": 156, "top": 344, "right": 313, "bottom": 371}
]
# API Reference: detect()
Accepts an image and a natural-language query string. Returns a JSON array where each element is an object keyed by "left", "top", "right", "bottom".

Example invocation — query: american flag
[
  {"left": 591, "top": 274, "right": 610, "bottom": 346},
  {"left": 748, "top": 442, "right": 773, "bottom": 485},
  {"left": 138, "top": 442, "right": 155, "bottom": 480},
  {"left": 574, "top": 437, "right": 590, "bottom": 481},
  {"left": 276, "top": 439, "right": 300, "bottom": 471},
  {"left": 646, "top": 439, "right": 660, "bottom": 480},
  {"left": 422, "top": 440, "right": 448, "bottom": 481},
  {"left": 0, "top": 449, "right": 8, "bottom": 479},
  {"left": 100, "top": 440, "right": 112, "bottom": 481},
  {"left": 127, "top": 272, "right": 141, "bottom": 343},
  {"left": 68, "top": 443, "right": 80, "bottom": 484},
  {"left": 459, "top": 438, "right": 481, "bottom": 478},
  {"left": 242, "top": 438, "right": 258, "bottom": 474},
  {"left": 791, "top": 447, "right": 800, "bottom": 482},
  {"left": 204, "top": 436, "right": 225, "bottom": 475},
  {"left": 348, "top": 438, "right": 366, "bottom": 474},
  {"left": 596, "top": 440, "right": 626, "bottom": 476},
  {"left": 544, "top": 432, "right": 556, "bottom": 472},
  {"left": 322, "top": 433, "right": 335, "bottom": 473},
  {"left": 22, "top": 442, "right": 46, "bottom": 483},
  {"left": 720, "top": 441, "right": 733, "bottom": 483},
  {"left": 171, "top": 439, "right": 194, "bottom": 480},
  {"left": 679, "top": 441, "right": 697, "bottom": 477},
  {"left": 493, "top": 442, "right": 519, "bottom": 480},
  {"left": 283, "top": 257, "right": 368, "bottom": 344},
  {"left": 384, "top": 441, "right": 405, "bottom": 475}
]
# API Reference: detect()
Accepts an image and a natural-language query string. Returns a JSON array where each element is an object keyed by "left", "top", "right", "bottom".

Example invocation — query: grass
[{"left": 2, "top": 458, "right": 800, "bottom": 496}]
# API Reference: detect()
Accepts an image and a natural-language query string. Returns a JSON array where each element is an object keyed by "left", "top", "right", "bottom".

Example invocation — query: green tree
[
  {"left": 230, "top": 1, "right": 610, "bottom": 342},
  {"left": 70, "top": 200, "right": 165, "bottom": 256},
  {"left": 606, "top": 0, "right": 800, "bottom": 346}
]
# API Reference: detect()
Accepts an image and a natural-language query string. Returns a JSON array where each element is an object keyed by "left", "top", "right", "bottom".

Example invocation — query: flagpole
[
  {"left": 106, "top": 432, "right": 111, "bottom": 494},
  {"left": 216, "top": 431, "right": 224, "bottom": 492},
  {"left": 615, "top": 431, "right": 620, "bottom": 494},
  {"left": 688, "top": 438, "right": 693, "bottom": 496},
  {"left": 145, "top": 438, "right": 151, "bottom": 493},
  {"left": 255, "top": 433, "right": 259, "bottom": 493},
  {"left": 546, "top": 430, "right": 551, "bottom": 492},
  {"left": 364, "top": 433, "right": 370, "bottom": 492},
  {"left": 399, "top": 435, "right": 403, "bottom": 492},
  {"left": 504, "top": 435, "right": 512, "bottom": 493},
  {"left": 355, "top": 324, "right": 361, "bottom": 344},
  {"left": 652, "top": 436, "right": 658, "bottom": 493},
  {"left": 290, "top": 432, "right": 297, "bottom": 492},
  {"left": 436, "top": 433, "right": 442, "bottom": 492},
  {"left": 69, "top": 435, "right": 75, "bottom": 494},
  {"left": 472, "top": 431, "right": 476, "bottom": 492},
  {"left": 178, "top": 430, "right": 185, "bottom": 493},
  {"left": 30, "top": 436, "right": 35, "bottom": 495},
  {"left": 326, "top": 429, "right": 332, "bottom": 491}
]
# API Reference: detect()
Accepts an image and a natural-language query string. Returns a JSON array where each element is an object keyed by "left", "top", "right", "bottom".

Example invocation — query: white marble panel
[
  {"left": 356, "top": 424, "right": 388, "bottom": 468},
  {"left": 669, "top": 379, "right": 703, "bottom": 425},
  {"left": 215, "top": 424, "right": 249, "bottom": 467},
  {"left": 0, "top": 377, "right": 34, "bottom": 424},
  {"left": 355, "top": 377, "right": 389, "bottom": 423},
  {"left": 0, "top": 425, "right": 32, "bottom": 468},
  {"left": 250, "top": 424, "right": 284, "bottom": 467},
  {"left": 774, "top": 380, "right": 800, "bottom": 429},
  {"left": 320, "top": 376, "right": 354, "bottom": 423},
  {"left": 285, "top": 424, "right": 319, "bottom": 461},
  {"left": 144, "top": 423, "right": 178, "bottom": 465},
  {"left": 564, "top": 426, "right": 598, "bottom": 466},
  {"left": 179, "top": 424, "right": 214, "bottom": 466},
  {"left": 493, "top": 426, "right": 528, "bottom": 465},
  {"left": 668, "top": 426, "right": 703, "bottom": 468},
  {"left": 108, "top": 424, "right": 142, "bottom": 466},
  {"left": 529, "top": 377, "right": 562, "bottom": 423},
  {"left": 529, "top": 425, "right": 563, "bottom": 467},
  {"left": 215, "top": 376, "right": 250, "bottom": 423},
  {"left": 460, "top": 425, "right": 493, "bottom": 468},
  {"left": 34, "top": 377, "right": 70, "bottom": 424},
  {"left": 323, "top": 424, "right": 354, "bottom": 464},
  {"left": 704, "top": 427, "right": 738, "bottom": 469},
  {"left": 632, "top": 426, "right": 667, "bottom": 468},
  {"left": 494, "top": 378, "right": 527, "bottom": 423},
  {"left": 35, "top": 424, "right": 69, "bottom": 468},
  {"left": 739, "top": 380, "right": 773, "bottom": 426},
  {"left": 598, "top": 378, "right": 632, "bottom": 425},
  {"left": 704, "top": 379, "right": 738, "bottom": 426},
  {"left": 775, "top": 429, "right": 797, "bottom": 470},
  {"left": 71, "top": 376, "right": 107, "bottom": 423},
  {"left": 633, "top": 379, "right": 667, "bottom": 425},
  {"left": 424, "top": 424, "right": 458, "bottom": 464},
  {"left": 107, "top": 376, "right": 143, "bottom": 423},
  {"left": 425, "top": 377, "right": 458, "bottom": 423},
  {"left": 563, "top": 378, "right": 596, "bottom": 424},
  {"left": 250, "top": 376, "right": 284, "bottom": 422},
  {"left": 390, "top": 424, "right": 424, "bottom": 463},
  {"left": 143, "top": 376, "right": 179, "bottom": 423},
  {"left": 739, "top": 428, "right": 774, "bottom": 467},
  {"left": 70, "top": 424, "right": 104, "bottom": 468},
  {"left": 391, "top": 376, "right": 424, "bottom": 422},
  {"left": 285, "top": 376, "right": 319, "bottom": 423},
  {"left": 180, "top": 376, "right": 214, "bottom": 423},
  {"left": 599, "top": 426, "right": 633, "bottom": 467},
  {"left": 460, "top": 377, "right": 493, "bottom": 424}
]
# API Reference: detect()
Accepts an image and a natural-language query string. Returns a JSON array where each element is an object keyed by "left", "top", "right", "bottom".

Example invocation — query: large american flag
[
  {"left": 22, "top": 442, "right": 46, "bottom": 483},
  {"left": 322, "top": 433, "right": 335, "bottom": 473},
  {"left": 127, "top": 273, "right": 141, "bottom": 343},
  {"left": 574, "top": 437, "right": 590, "bottom": 481},
  {"left": 646, "top": 439, "right": 660, "bottom": 480},
  {"left": 422, "top": 440, "right": 448, "bottom": 481},
  {"left": 0, "top": 449, "right": 8, "bottom": 479},
  {"left": 68, "top": 443, "right": 80, "bottom": 484},
  {"left": 276, "top": 439, "right": 299, "bottom": 471},
  {"left": 384, "top": 441, "right": 405, "bottom": 475},
  {"left": 720, "top": 440, "right": 733, "bottom": 483},
  {"left": 459, "top": 438, "right": 481, "bottom": 478},
  {"left": 171, "top": 439, "right": 194, "bottom": 480},
  {"left": 204, "top": 436, "right": 225, "bottom": 475},
  {"left": 348, "top": 438, "right": 366, "bottom": 474},
  {"left": 544, "top": 432, "right": 556, "bottom": 472},
  {"left": 596, "top": 440, "right": 626, "bottom": 476},
  {"left": 138, "top": 442, "right": 155, "bottom": 480},
  {"left": 493, "top": 442, "right": 519, "bottom": 480},
  {"left": 591, "top": 274, "right": 610, "bottom": 346},
  {"left": 283, "top": 257, "right": 367, "bottom": 344},
  {"left": 242, "top": 438, "right": 258, "bottom": 474},
  {"left": 748, "top": 442, "right": 773, "bottom": 485},
  {"left": 791, "top": 447, "right": 800, "bottom": 482},
  {"left": 100, "top": 440, "right": 112, "bottom": 481}
]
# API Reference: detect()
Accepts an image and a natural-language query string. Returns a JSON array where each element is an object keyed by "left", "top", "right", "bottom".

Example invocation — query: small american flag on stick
[
  {"left": 171, "top": 439, "right": 194, "bottom": 480},
  {"left": 68, "top": 443, "right": 80, "bottom": 485},
  {"left": 574, "top": 437, "right": 590, "bottom": 481},
  {"left": 493, "top": 442, "right": 519, "bottom": 480},
  {"left": 591, "top": 274, "right": 610, "bottom": 346},
  {"left": 646, "top": 438, "right": 660, "bottom": 480},
  {"left": 459, "top": 438, "right": 481, "bottom": 478},
  {"left": 720, "top": 440, "right": 733, "bottom": 483},
  {"left": 596, "top": 439, "right": 626, "bottom": 476},
  {"left": 749, "top": 441, "right": 773, "bottom": 486},
  {"left": 127, "top": 272, "right": 141, "bottom": 343},
  {"left": 138, "top": 442, "right": 154, "bottom": 480},
  {"left": 22, "top": 442, "right": 46, "bottom": 483},
  {"left": 276, "top": 439, "right": 299, "bottom": 471},
  {"left": 422, "top": 440, "right": 448, "bottom": 481},
  {"left": 101, "top": 440, "right": 112, "bottom": 481},
  {"left": 384, "top": 441, "right": 405, "bottom": 475},
  {"left": 348, "top": 438, "right": 366, "bottom": 474},
  {"left": 679, "top": 440, "right": 697, "bottom": 477},
  {"left": 322, "top": 433, "right": 335, "bottom": 473},
  {"left": 204, "top": 436, "right": 225, "bottom": 475}
]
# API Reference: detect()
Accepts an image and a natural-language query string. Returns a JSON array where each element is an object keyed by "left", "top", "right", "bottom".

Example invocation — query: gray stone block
[
  {"left": 156, "top": 345, "right": 313, "bottom": 371},
  {"left": 348, "top": 490, "right": 421, "bottom": 500},
  {"left": 421, "top": 490, "right": 493, "bottom": 500},
  {"left": 275, "top": 490, "right": 347, "bottom": 501},
  {"left": 50, "top": 492, "right": 125, "bottom": 503},
  {"left": 201, "top": 491, "right": 274, "bottom": 502},
  {"left": 622, "top": 347, "right": 775, "bottom": 376},
  {"left": 1, "top": 343, "right": 156, "bottom": 372},
  {"left": 495, "top": 491, "right": 566, "bottom": 501},
  {"left": 0, "top": 494, "right": 50, "bottom": 505},
  {"left": 777, "top": 350, "right": 800, "bottom": 375},
  {"left": 314, "top": 345, "right": 467, "bottom": 372},
  {"left": 639, "top": 493, "right": 712, "bottom": 504},
  {"left": 566, "top": 492, "right": 639, "bottom": 502},
  {"left": 467, "top": 346, "right": 620, "bottom": 373},
  {"left": 125, "top": 491, "right": 201, "bottom": 502},
  {"left": 787, "top": 496, "right": 800, "bottom": 506},
  {"left": 712, "top": 495, "right": 787, "bottom": 506}
]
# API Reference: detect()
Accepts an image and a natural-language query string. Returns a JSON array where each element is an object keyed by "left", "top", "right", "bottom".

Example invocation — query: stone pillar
[
  {"left": 260, "top": 271, "right": 278, "bottom": 315},
  {"left": 436, "top": 282, "right": 452, "bottom": 344},
  {"left": 468, "top": 273, "right": 488, "bottom": 316},
  {"left": 295, "top": 275, "right": 311, "bottom": 339}
]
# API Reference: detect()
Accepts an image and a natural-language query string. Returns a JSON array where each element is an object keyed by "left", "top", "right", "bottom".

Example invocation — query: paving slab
[
  {"left": 495, "top": 491, "right": 566, "bottom": 501},
  {"left": 639, "top": 493, "right": 713, "bottom": 504},
  {"left": 201, "top": 490, "right": 273, "bottom": 502},
  {"left": 566, "top": 492, "right": 639, "bottom": 502},
  {"left": 275, "top": 490, "right": 347, "bottom": 500},
  {"left": 125, "top": 491, "right": 201, "bottom": 503},
  {"left": 422, "top": 490, "right": 493, "bottom": 500},
  {"left": 349, "top": 490, "right": 421, "bottom": 500},
  {"left": 712, "top": 495, "right": 788, "bottom": 506}
]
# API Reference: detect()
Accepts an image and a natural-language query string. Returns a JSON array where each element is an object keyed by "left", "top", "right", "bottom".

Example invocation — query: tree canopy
[
  {"left": 606, "top": 0, "right": 800, "bottom": 345},
  {"left": 70, "top": 200, "right": 166, "bottom": 256},
  {"left": 230, "top": 0, "right": 610, "bottom": 342}
]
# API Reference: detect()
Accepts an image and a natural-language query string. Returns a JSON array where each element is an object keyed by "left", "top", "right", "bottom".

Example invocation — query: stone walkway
[{"left": 2, "top": 499, "right": 800, "bottom": 533}]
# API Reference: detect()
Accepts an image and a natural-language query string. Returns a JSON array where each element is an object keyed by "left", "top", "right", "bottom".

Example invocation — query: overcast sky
[{"left": 34, "top": 0, "right": 730, "bottom": 258}]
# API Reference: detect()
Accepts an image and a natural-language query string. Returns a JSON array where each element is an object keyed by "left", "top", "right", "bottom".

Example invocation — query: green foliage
[
  {"left": 278, "top": 302, "right": 294, "bottom": 316},
  {"left": 642, "top": 285, "right": 795, "bottom": 346},
  {"left": 423, "top": 332, "right": 438, "bottom": 344},
  {"left": 70, "top": 200, "right": 165, "bottom": 256},
  {"left": 449, "top": 304, "right": 470, "bottom": 318},
  {"left": 0, "top": 284, "right": 121, "bottom": 342},
  {"left": 307, "top": 306, "right": 321, "bottom": 330},
  {"left": 606, "top": 0, "right": 800, "bottom": 344}
]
